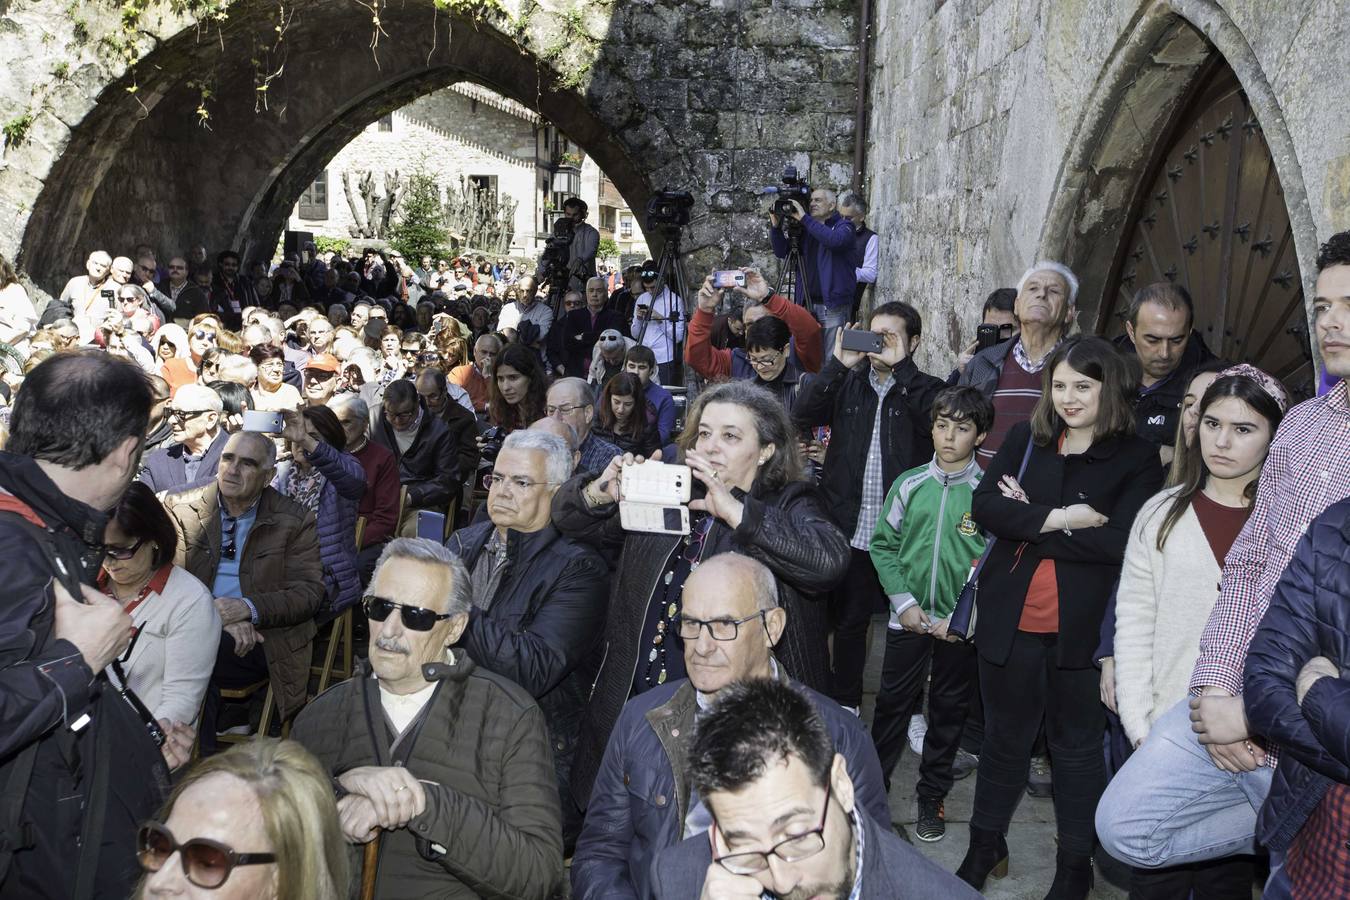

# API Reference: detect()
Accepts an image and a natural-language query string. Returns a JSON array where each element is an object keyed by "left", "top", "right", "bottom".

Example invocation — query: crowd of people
[{"left": 0, "top": 193, "right": 1348, "bottom": 900}]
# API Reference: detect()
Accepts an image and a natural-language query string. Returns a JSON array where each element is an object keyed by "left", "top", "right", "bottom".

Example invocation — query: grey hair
[
  {"left": 231, "top": 430, "right": 278, "bottom": 467},
  {"left": 500, "top": 430, "right": 573, "bottom": 485},
  {"left": 550, "top": 376, "right": 594, "bottom": 407},
  {"left": 838, "top": 191, "right": 867, "bottom": 216},
  {"left": 217, "top": 354, "right": 257, "bottom": 385},
  {"left": 1017, "top": 260, "right": 1080, "bottom": 308},
  {"left": 371, "top": 538, "right": 472, "bottom": 618},
  {"left": 327, "top": 393, "right": 369, "bottom": 421}
]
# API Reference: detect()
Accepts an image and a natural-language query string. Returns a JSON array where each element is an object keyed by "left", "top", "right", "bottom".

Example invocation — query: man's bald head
[
  {"left": 685, "top": 553, "right": 780, "bottom": 615},
  {"left": 529, "top": 415, "right": 579, "bottom": 452},
  {"left": 681, "top": 553, "right": 785, "bottom": 698}
]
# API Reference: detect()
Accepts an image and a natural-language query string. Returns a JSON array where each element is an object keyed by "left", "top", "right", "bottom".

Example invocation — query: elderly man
[
  {"left": 650, "top": 679, "right": 977, "bottom": 900},
  {"left": 451, "top": 334, "right": 499, "bottom": 415},
  {"left": 291, "top": 539, "right": 563, "bottom": 899},
  {"left": 53, "top": 249, "right": 113, "bottom": 325},
  {"left": 768, "top": 187, "right": 856, "bottom": 351},
  {"left": 301, "top": 353, "right": 341, "bottom": 407},
  {"left": 414, "top": 368, "right": 480, "bottom": 480},
  {"left": 446, "top": 430, "right": 608, "bottom": 843},
  {"left": 545, "top": 378, "right": 621, "bottom": 473},
  {"left": 572, "top": 554, "right": 890, "bottom": 900},
  {"left": 167, "top": 431, "right": 324, "bottom": 752},
  {"left": 373, "top": 379, "right": 462, "bottom": 529},
  {"left": 960, "top": 261, "right": 1078, "bottom": 468},
  {"left": 139, "top": 383, "right": 228, "bottom": 494},
  {"left": 560, "top": 277, "right": 626, "bottom": 376}
]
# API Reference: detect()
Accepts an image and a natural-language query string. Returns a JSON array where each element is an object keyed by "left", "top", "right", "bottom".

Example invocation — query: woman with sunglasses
[
  {"left": 100, "top": 481, "right": 221, "bottom": 728},
  {"left": 592, "top": 371, "right": 660, "bottom": 457},
  {"left": 248, "top": 344, "right": 301, "bottom": 412},
  {"left": 273, "top": 406, "right": 365, "bottom": 615},
  {"left": 136, "top": 738, "right": 348, "bottom": 898},
  {"left": 159, "top": 321, "right": 219, "bottom": 396},
  {"left": 554, "top": 379, "right": 850, "bottom": 811}
]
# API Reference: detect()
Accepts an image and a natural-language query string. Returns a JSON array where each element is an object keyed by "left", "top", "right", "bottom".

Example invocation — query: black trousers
[
  {"left": 199, "top": 630, "right": 270, "bottom": 754},
  {"left": 1129, "top": 858, "right": 1256, "bottom": 899},
  {"left": 971, "top": 631, "right": 1105, "bottom": 855},
  {"left": 871, "top": 627, "right": 976, "bottom": 799},
  {"left": 828, "top": 547, "right": 888, "bottom": 708}
]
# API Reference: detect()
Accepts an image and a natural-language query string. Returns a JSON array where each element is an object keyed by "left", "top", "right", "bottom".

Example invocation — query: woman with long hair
[
  {"left": 592, "top": 371, "right": 660, "bottom": 457},
  {"left": 1164, "top": 359, "right": 1229, "bottom": 487},
  {"left": 487, "top": 342, "right": 546, "bottom": 431},
  {"left": 957, "top": 336, "right": 1164, "bottom": 898},
  {"left": 552, "top": 379, "right": 850, "bottom": 812},
  {"left": 1110, "top": 367, "right": 1285, "bottom": 897}
]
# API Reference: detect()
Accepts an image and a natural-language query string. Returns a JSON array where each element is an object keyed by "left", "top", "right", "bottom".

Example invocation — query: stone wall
[{"left": 865, "top": 0, "right": 1350, "bottom": 376}]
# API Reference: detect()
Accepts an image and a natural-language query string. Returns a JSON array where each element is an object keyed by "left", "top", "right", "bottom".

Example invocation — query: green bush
[{"left": 389, "top": 173, "right": 450, "bottom": 262}]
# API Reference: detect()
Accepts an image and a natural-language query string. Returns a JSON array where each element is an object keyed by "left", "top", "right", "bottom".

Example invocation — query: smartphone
[
  {"left": 100, "top": 288, "right": 115, "bottom": 300},
  {"left": 840, "top": 328, "right": 883, "bottom": 354},
  {"left": 620, "top": 501, "right": 690, "bottom": 535},
  {"left": 712, "top": 270, "right": 746, "bottom": 290},
  {"left": 416, "top": 510, "right": 447, "bottom": 543},
  {"left": 976, "top": 323, "right": 1001, "bottom": 351},
  {"left": 621, "top": 461, "right": 692, "bottom": 505},
  {"left": 241, "top": 410, "right": 284, "bottom": 434}
]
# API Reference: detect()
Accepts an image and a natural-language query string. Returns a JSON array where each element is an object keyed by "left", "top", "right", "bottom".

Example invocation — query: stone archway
[{"left": 1038, "top": 0, "right": 1319, "bottom": 382}]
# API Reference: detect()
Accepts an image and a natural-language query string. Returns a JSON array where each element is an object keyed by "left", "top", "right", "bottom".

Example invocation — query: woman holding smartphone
[{"left": 957, "top": 336, "right": 1163, "bottom": 898}]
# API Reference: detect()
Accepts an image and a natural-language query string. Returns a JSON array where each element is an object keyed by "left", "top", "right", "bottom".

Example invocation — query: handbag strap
[{"left": 967, "top": 434, "right": 1036, "bottom": 579}]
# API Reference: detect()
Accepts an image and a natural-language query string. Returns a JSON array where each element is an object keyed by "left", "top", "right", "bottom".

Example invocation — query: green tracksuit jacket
[{"left": 869, "top": 456, "right": 985, "bottom": 626}]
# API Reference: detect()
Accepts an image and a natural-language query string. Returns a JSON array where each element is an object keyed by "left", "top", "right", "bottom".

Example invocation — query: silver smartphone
[
  {"left": 241, "top": 410, "right": 284, "bottom": 434},
  {"left": 618, "top": 461, "right": 692, "bottom": 535}
]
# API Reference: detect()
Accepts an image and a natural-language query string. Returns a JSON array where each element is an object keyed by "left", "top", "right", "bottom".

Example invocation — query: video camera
[
  {"left": 645, "top": 188, "right": 694, "bottom": 232},
  {"left": 764, "top": 166, "right": 812, "bottom": 218},
  {"left": 538, "top": 215, "right": 575, "bottom": 285}
]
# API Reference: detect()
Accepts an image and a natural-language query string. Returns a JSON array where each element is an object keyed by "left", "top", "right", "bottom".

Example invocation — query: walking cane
[{"left": 360, "top": 832, "right": 382, "bottom": 900}]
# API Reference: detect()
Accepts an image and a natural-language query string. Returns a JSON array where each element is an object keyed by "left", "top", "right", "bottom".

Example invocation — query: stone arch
[
  {"left": 1038, "top": 0, "right": 1318, "bottom": 348},
  {"left": 16, "top": 0, "right": 691, "bottom": 292}
]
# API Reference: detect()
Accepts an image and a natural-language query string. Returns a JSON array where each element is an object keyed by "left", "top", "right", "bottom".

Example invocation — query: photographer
[
  {"left": 630, "top": 261, "right": 685, "bottom": 386},
  {"left": 768, "top": 187, "right": 856, "bottom": 351},
  {"left": 537, "top": 198, "right": 599, "bottom": 292}
]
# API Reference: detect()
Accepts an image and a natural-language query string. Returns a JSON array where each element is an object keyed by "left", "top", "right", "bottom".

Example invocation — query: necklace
[{"left": 643, "top": 514, "right": 714, "bottom": 688}]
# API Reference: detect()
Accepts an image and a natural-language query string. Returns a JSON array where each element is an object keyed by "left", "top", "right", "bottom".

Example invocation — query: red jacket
[
  {"left": 684, "top": 292, "right": 822, "bottom": 378},
  {"left": 352, "top": 439, "right": 401, "bottom": 546}
]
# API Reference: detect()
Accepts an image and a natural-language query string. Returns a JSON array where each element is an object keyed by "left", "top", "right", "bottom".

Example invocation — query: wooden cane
[{"left": 359, "top": 832, "right": 382, "bottom": 900}]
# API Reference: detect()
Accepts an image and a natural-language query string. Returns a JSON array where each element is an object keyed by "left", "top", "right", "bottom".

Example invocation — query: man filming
[
  {"left": 543, "top": 197, "right": 600, "bottom": 292},
  {"left": 769, "top": 186, "right": 856, "bottom": 353}
]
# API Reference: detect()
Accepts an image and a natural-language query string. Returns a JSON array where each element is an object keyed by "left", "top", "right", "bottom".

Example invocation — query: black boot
[
  {"left": 956, "top": 825, "right": 1009, "bottom": 890},
  {"left": 1043, "top": 848, "right": 1094, "bottom": 900}
]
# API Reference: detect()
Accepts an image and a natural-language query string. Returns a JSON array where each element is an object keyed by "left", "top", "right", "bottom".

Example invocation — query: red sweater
[
  {"left": 685, "top": 292, "right": 823, "bottom": 378},
  {"left": 352, "top": 439, "right": 401, "bottom": 546}
]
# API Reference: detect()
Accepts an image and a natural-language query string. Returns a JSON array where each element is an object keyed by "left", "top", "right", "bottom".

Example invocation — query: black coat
[
  {"left": 1114, "top": 330, "right": 1218, "bottom": 447},
  {"left": 447, "top": 521, "right": 608, "bottom": 802},
  {"left": 1245, "top": 498, "right": 1350, "bottom": 851},
  {"left": 551, "top": 473, "right": 849, "bottom": 807},
  {"left": 793, "top": 355, "right": 944, "bottom": 533},
  {"left": 561, "top": 307, "right": 625, "bottom": 377},
  {"left": 971, "top": 421, "right": 1163, "bottom": 668},
  {"left": 372, "top": 401, "right": 462, "bottom": 509}
]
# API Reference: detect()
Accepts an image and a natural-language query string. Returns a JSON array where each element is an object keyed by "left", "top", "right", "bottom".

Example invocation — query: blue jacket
[
  {"left": 1245, "top": 497, "right": 1350, "bottom": 851},
  {"left": 570, "top": 677, "right": 889, "bottom": 900},
  {"left": 643, "top": 380, "right": 677, "bottom": 459},
  {"left": 769, "top": 211, "right": 856, "bottom": 308},
  {"left": 273, "top": 440, "right": 365, "bottom": 613},
  {"left": 139, "top": 429, "right": 227, "bottom": 495}
]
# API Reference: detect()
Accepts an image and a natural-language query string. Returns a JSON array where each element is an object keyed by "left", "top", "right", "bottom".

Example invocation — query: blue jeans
[
  {"left": 814, "top": 304, "right": 849, "bottom": 360},
  {"left": 1096, "top": 698, "right": 1273, "bottom": 868}
]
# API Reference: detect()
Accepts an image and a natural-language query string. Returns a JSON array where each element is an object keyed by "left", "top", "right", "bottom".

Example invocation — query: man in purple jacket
[{"left": 769, "top": 187, "right": 857, "bottom": 354}]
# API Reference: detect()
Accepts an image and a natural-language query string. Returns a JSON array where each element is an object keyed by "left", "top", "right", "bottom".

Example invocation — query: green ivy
[{"left": 2, "top": 114, "right": 34, "bottom": 149}]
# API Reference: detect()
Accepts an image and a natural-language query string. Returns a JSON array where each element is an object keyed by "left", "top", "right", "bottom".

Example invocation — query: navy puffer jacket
[
  {"left": 273, "top": 440, "right": 366, "bottom": 614},
  {"left": 1244, "top": 496, "right": 1350, "bottom": 851}
]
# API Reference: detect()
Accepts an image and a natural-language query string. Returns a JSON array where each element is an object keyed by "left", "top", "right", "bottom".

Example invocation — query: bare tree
[{"left": 342, "top": 169, "right": 402, "bottom": 239}]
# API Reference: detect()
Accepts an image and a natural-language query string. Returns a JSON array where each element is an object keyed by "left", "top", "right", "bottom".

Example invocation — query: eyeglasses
[
  {"left": 482, "top": 473, "right": 560, "bottom": 491},
  {"left": 674, "top": 610, "right": 766, "bottom": 642},
  {"left": 191, "top": 329, "right": 217, "bottom": 342},
  {"left": 545, "top": 402, "right": 588, "bottom": 417},
  {"left": 168, "top": 408, "right": 215, "bottom": 424},
  {"left": 713, "top": 782, "right": 833, "bottom": 876},
  {"left": 363, "top": 595, "right": 454, "bottom": 632},
  {"left": 137, "top": 820, "right": 276, "bottom": 890},
  {"left": 747, "top": 351, "right": 783, "bottom": 369},
  {"left": 104, "top": 538, "right": 148, "bottom": 561},
  {"left": 385, "top": 407, "right": 417, "bottom": 425}
]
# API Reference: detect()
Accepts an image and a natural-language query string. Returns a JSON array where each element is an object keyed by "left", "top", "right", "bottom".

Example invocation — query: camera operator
[
  {"left": 630, "top": 261, "right": 685, "bottom": 386},
  {"left": 548, "top": 197, "right": 599, "bottom": 291},
  {"left": 768, "top": 188, "right": 856, "bottom": 353}
]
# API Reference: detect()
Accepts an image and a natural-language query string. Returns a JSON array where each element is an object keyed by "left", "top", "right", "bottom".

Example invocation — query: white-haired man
[{"left": 139, "top": 383, "right": 229, "bottom": 493}]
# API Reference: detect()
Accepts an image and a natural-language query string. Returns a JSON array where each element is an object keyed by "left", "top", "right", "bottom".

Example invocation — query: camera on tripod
[
  {"left": 538, "top": 216, "right": 575, "bottom": 285},
  {"left": 646, "top": 188, "right": 694, "bottom": 232},
  {"left": 765, "top": 166, "right": 812, "bottom": 218}
]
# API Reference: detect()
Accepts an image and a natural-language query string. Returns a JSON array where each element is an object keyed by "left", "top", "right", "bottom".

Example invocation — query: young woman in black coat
[{"left": 956, "top": 336, "right": 1163, "bottom": 898}]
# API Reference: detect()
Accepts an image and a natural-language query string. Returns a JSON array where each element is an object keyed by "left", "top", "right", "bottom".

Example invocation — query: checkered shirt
[
  {"left": 578, "top": 431, "right": 622, "bottom": 475},
  {"left": 1190, "top": 380, "right": 1350, "bottom": 702},
  {"left": 849, "top": 368, "right": 896, "bottom": 550},
  {"left": 1284, "top": 781, "right": 1350, "bottom": 895}
]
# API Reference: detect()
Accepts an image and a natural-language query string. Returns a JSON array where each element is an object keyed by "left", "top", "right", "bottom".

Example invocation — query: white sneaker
[{"left": 908, "top": 714, "right": 927, "bottom": 754}]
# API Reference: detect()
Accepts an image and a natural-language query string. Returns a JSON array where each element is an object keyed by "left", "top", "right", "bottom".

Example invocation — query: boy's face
[
  {"left": 932, "top": 414, "right": 985, "bottom": 467},
  {"left": 625, "top": 359, "right": 653, "bottom": 386}
]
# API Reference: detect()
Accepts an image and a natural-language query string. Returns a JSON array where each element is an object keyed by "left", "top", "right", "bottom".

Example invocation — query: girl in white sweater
[{"left": 1113, "top": 369, "right": 1285, "bottom": 747}]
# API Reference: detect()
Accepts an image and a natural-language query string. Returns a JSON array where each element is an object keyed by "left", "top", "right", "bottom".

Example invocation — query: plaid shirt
[
  {"left": 578, "top": 430, "right": 622, "bottom": 474},
  {"left": 849, "top": 368, "right": 896, "bottom": 550},
  {"left": 1191, "top": 381, "right": 1350, "bottom": 702},
  {"left": 1284, "top": 781, "right": 1350, "bottom": 895}
]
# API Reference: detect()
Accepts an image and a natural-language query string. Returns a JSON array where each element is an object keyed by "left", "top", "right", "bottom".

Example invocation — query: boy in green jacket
[{"left": 869, "top": 386, "right": 992, "bottom": 842}]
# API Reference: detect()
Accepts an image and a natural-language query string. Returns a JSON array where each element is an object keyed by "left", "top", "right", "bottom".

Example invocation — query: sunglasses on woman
[
  {"left": 363, "top": 595, "right": 454, "bottom": 631},
  {"left": 137, "top": 820, "right": 275, "bottom": 889},
  {"left": 104, "top": 538, "right": 147, "bottom": 561}
]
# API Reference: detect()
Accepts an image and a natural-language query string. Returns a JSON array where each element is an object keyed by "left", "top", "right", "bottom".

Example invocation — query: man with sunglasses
[
  {"left": 166, "top": 431, "right": 324, "bottom": 754},
  {"left": 446, "top": 430, "right": 607, "bottom": 848},
  {"left": 301, "top": 353, "right": 341, "bottom": 408},
  {"left": 291, "top": 539, "right": 563, "bottom": 898},
  {"left": 650, "top": 678, "right": 975, "bottom": 900},
  {"left": 139, "top": 383, "right": 228, "bottom": 494},
  {"left": 571, "top": 553, "right": 889, "bottom": 900}
]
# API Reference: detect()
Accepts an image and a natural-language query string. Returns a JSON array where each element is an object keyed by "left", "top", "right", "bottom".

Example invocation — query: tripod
[
  {"left": 635, "top": 224, "right": 693, "bottom": 386},
  {"left": 773, "top": 219, "right": 815, "bottom": 308}
]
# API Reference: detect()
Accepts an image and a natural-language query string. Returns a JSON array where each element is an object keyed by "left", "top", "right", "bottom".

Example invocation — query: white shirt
[
  {"left": 855, "top": 233, "right": 879, "bottom": 285},
  {"left": 0, "top": 283, "right": 37, "bottom": 344},
  {"left": 631, "top": 287, "right": 685, "bottom": 365},
  {"left": 379, "top": 681, "right": 436, "bottom": 735}
]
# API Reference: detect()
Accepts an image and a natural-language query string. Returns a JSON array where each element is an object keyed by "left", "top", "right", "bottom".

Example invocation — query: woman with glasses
[
  {"left": 159, "top": 320, "right": 219, "bottom": 395},
  {"left": 99, "top": 482, "right": 220, "bottom": 728},
  {"left": 273, "top": 406, "right": 366, "bottom": 615},
  {"left": 248, "top": 345, "right": 301, "bottom": 412},
  {"left": 487, "top": 342, "right": 547, "bottom": 432},
  {"left": 136, "top": 738, "right": 348, "bottom": 898},
  {"left": 592, "top": 372, "right": 660, "bottom": 457},
  {"left": 554, "top": 379, "right": 850, "bottom": 811}
]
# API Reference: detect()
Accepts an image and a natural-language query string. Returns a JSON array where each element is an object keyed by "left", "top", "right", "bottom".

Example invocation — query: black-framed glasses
[
  {"left": 674, "top": 610, "right": 766, "bottom": 642},
  {"left": 713, "top": 782, "right": 833, "bottom": 875},
  {"left": 545, "top": 402, "right": 588, "bottom": 417},
  {"left": 482, "top": 473, "right": 560, "bottom": 492},
  {"left": 137, "top": 820, "right": 276, "bottom": 889},
  {"left": 363, "top": 595, "right": 454, "bottom": 632},
  {"left": 168, "top": 408, "right": 215, "bottom": 424},
  {"left": 385, "top": 406, "right": 418, "bottom": 426},
  {"left": 221, "top": 516, "right": 238, "bottom": 561},
  {"left": 104, "top": 538, "right": 148, "bottom": 561}
]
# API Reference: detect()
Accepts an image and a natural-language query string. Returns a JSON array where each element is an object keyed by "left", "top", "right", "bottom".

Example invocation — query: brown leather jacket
[{"left": 166, "top": 484, "right": 324, "bottom": 718}]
